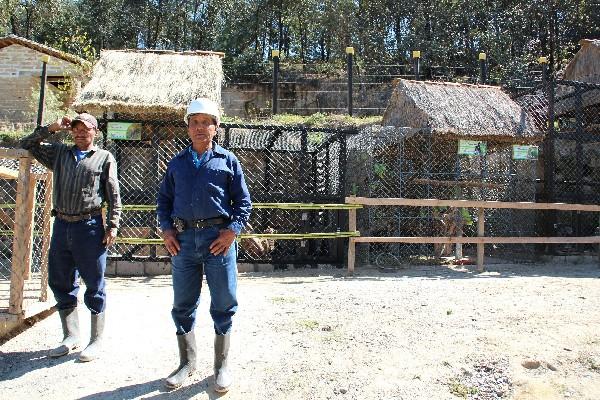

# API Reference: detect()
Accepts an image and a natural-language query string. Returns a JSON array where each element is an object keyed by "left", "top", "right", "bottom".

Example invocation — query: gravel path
[{"left": 1, "top": 263, "right": 600, "bottom": 400}]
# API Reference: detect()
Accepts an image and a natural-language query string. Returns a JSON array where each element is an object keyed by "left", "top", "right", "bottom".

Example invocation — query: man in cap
[
  {"left": 20, "top": 113, "right": 121, "bottom": 362},
  {"left": 157, "top": 98, "right": 251, "bottom": 392}
]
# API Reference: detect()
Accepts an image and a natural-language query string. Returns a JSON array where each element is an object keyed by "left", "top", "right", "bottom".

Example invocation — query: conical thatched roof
[
  {"left": 563, "top": 39, "right": 600, "bottom": 83},
  {"left": 73, "top": 49, "right": 224, "bottom": 117},
  {"left": 383, "top": 79, "right": 543, "bottom": 142},
  {"left": 556, "top": 39, "right": 600, "bottom": 116}
]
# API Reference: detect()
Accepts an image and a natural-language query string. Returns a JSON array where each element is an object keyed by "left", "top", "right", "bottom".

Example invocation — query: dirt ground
[{"left": 1, "top": 263, "right": 600, "bottom": 400}]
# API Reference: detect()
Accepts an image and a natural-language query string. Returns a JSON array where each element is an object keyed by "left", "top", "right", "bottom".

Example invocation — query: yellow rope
[{"left": 115, "top": 231, "right": 360, "bottom": 244}]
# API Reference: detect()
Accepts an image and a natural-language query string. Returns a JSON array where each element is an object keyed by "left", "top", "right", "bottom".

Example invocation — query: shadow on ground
[{"left": 77, "top": 375, "right": 227, "bottom": 400}]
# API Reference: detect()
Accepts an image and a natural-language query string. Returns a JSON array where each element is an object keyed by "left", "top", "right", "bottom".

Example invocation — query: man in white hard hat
[{"left": 157, "top": 98, "right": 251, "bottom": 392}]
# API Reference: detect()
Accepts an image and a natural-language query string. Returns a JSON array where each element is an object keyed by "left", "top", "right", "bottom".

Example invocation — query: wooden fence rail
[{"left": 346, "top": 196, "right": 600, "bottom": 274}]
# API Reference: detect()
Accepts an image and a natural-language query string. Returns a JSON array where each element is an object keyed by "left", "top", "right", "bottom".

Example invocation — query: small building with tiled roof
[{"left": 0, "top": 35, "right": 90, "bottom": 126}]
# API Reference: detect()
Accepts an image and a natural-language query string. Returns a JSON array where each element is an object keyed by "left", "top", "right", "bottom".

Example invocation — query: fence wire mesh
[
  {"left": 0, "top": 156, "right": 50, "bottom": 311},
  {"left": 346, "top": 126, "right": 540, "bottom": 266},
  {"left": 98, "top": 117, "right": 352, "bottom": 265},
  {"left": 1, "top": 77, "right": 597, "bottom": 272}
]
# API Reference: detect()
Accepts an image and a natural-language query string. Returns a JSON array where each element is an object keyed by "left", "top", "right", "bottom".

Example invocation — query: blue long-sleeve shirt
[{"left": 157, "top": 143, "right": 252, "bottom": 235}]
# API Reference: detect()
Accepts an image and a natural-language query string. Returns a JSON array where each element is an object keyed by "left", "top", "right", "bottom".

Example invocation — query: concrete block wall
[
  {"left": 0, "top": 44, "right": 83, "bottom": 123},
  {"left": 0, "top": 44, "right": 81, "bottom": 78},
  {"left": 105, "top": 260, "right": 278, "bottom": 276}
]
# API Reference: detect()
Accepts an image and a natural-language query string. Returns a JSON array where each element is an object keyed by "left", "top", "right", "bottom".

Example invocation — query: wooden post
[
  {"left": 347, "top": 208, "right": 357, "bottom": 275},
  {"left": 477, "top": 208, "right": 485, "bottom": 272},
  {"left": 39, "top": 171, "right": 53, "bottom": 302},
  {"left": 9, "top": 157, "right": 35, "bottom": 315}
]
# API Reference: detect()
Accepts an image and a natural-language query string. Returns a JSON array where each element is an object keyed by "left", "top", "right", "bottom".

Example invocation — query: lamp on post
[
  {"left": 346, "top": 46, "right": 354, "bottom": 116},
  {"left": 478, "top": 52, "right": 487, "bottom": 84},
  {"left": 412, "top": 50, "right": 421, "bottom": 80},
  {"left": 271, "top": 50, "right": 280, "bottom": 115},
  {"left": 37, "top": 55, "right": 50, "bottom": 127}
]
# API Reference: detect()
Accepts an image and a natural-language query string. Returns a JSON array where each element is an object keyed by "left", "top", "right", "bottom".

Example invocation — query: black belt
[
  {"left": 53, "top": 209, "right": 103, "bottom": 222},
  {"left": 174, "top": 216, "right": 228, "bottom": 231}
]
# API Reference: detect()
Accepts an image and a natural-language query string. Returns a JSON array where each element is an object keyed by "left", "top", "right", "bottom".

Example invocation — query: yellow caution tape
[
  {"left": 115, "top": 231, "right": 360, "bottom": 244},
  {"left": 122, "top": 203, "right": 362, "bottom": 211}
]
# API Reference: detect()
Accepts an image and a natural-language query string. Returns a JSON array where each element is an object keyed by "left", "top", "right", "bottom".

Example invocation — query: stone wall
[{"left": 222, "top": 81, "right": 394, "bottom": 118}]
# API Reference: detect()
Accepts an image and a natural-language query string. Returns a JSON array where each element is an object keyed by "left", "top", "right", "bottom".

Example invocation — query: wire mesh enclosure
[
  {"left": 0, "top": 159, "right": 50, "bottom": 280},
  {"left": 346, "top": 126, "right": 540, "bottom": 266},
  {"left": 98, "top": 116, "right": 355, "bottom": 265}
]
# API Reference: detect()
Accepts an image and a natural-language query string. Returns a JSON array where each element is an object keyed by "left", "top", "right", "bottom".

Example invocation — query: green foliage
[
  {"left": 28, "top": 85, "right": 69, "bottom": 125},
  {"left": 52, "top": 28, "right": 96, "bottom": 62},
  {"left": 3, "top": 0, "right": 599, "bottom": 84}
]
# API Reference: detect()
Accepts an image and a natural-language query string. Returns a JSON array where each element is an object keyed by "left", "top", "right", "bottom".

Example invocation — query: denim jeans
[
  {"left": 171, "top": 226, "right": 238, "bottom": 335},
  {"left": 48, "top": 215, "right": 107, "bottom": 314}
]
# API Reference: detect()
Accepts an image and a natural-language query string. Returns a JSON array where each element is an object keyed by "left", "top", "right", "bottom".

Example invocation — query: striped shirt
[{"left": 19, "top": 126, "right": 122, "bottom": 229}]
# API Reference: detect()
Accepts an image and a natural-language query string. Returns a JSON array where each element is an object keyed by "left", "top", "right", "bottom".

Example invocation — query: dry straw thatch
[
  {"left": 556, "top": 39, "right": 600, "bottom": 116},
  {"left": 563, "top": 39, "right": 600, "bottom": 83},
  {"left": 383, "top": 79, "right": 543, "bottom": 142},
  {"left": 73, "top": 49, "right": 224, "bottom": 117}
]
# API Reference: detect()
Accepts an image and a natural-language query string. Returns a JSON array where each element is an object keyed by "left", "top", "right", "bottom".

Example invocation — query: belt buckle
[{"left": 173, "top": 217, "right": 185, "bottom": 233}]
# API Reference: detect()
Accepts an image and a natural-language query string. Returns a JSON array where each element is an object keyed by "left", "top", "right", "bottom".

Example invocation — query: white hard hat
[{"left": 184, "top": 98, "right": 221, "bottom": 125}]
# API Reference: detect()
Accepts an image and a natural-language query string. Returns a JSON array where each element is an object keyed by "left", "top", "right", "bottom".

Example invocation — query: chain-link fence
[
  {"left": 0, "top": 154, "right": 50, "bottom": 312},
  {"left": 98, "top": 116, "right": 355, "bottom": 266},
  {"left": 547, "top": 80, "right": 600, "bottom": 254},
  {"left": 346, "top": 126, "right": 540, "bottom": 266}
]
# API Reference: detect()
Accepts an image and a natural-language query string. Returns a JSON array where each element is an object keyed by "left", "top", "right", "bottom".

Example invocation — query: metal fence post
[
  {"left": 412, "top": 50, "right": 421, "bottom": 80},
  {"left": 479, "top": 52, "right": 487, "bottom": 84},
  {"left": 272, "top": 50, "right": 280, "bottom": 115},
  {"left": 540, "top": 56, "right": 548, "bottom": 83},
  {"left": 36, "top": 56, "right": 49, "bottom": 126},
  {"left": 346, "top": 47, "right": 354, "bottom": 116},
  {"left": 540, "top": 55, "right": 556, "bottom": 253}
]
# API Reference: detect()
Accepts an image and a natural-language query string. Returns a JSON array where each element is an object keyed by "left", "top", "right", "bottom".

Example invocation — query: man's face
[
  {"left": 187, "top": 113, "right": 217, "bottom": 150},
  {"left": 71, "top": 121, "right": 96, "bottom": 150}
]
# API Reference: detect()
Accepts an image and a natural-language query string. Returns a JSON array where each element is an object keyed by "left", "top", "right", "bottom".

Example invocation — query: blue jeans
[
  {"left": 48, "top": 215, "right": 107, "bottom": 314},
  {"left": 171, "top": 226, "right": 238, "bottom": 335}
]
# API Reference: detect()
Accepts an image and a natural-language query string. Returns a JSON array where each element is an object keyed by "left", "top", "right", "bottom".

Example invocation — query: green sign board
[
  {"left": 458, "top": 140, "right": 487, "bottom": 156},
  {"left": 107, "top": 122, "right": 142, "bottom": 140},
  {"left": 512, "top": 145, "right": 539, "bottom": 160}
]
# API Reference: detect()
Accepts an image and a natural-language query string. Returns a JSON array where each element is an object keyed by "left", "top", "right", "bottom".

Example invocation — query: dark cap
[{"left": 71, "top": 113, "right": 98, "bottom": 129}]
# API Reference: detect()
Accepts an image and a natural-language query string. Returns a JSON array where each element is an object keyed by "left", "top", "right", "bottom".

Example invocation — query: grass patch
[
  {"left": 270, "top": 296, "right": 297, "bottom": 303},
  {"left": 221, "top": 113, "right": 382, "bottom": 129},
  {"left": 448, "top": 378, "right": 478, "bottom": 398},
  {"left": 296, "top": 319, "right": 319, "bottom": 330}
]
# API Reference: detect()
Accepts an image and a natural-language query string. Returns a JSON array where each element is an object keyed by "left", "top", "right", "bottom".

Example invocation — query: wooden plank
[
  {"left": 9, "top": 157, "right": 35, "bottom": 315},
  {"left": 347, "top": 208, "right": 357, "bottom": 274},
  {"left": 477, "top": 208, "right": 485, "bottom": 272},
  {"left": 0, "top": 166, "right": 18, "bottom": 179},
  {"left": 347, "top": 237, "right": 356, "bottom": 275},
  {"left": 39, "top": 172, "right": 53, "bottom": 302},
  {"left": 352, "top": 236, "right": 600, "bottom": 244},
  {"left": 0, "top": 148, "right": 30, "bottom": 159},
  {"left": 345, "top": 197, "right": 600, "bottom": 212}
]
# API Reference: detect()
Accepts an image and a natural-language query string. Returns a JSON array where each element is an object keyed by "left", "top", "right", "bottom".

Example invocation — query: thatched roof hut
[
  {"left": 383, "top": 79, "right": 543, "bottom": 143},
  {"left": 563, "top": 39, "right": 600, "bottom": 83},
  {"left": 556, "top": 39, "right": 600, "bottom": 118},
  {"left": 73, "top": 49, "right": 224, "bottom": 117}
]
